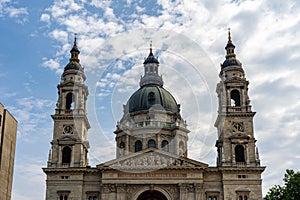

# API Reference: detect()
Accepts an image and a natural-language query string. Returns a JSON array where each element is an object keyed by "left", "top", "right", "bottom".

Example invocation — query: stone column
[
  {"left": 232, "top": 144, "right": 236, "bottom": 164},
  {"left": 125, "top": 135, "right": 129, "bottom": 155},
  {"left": 195, "top": 184, "right": 203, "bottom": 200},
  {"left": 179, "top": 183, "right": 188, "bottom": 200},
  {"left": 156, "top": 134, "right": 161, "bottom": 150},
  {"left": 246, "top": 143, "right": 250, "bottom": 164},
  {"left": 116, "top": 184, "right": 127, "bottom": 200},
  {"left": 101, "top": 184, "right": 110, "bottom": 200},
  {"left": 58, "top": 145, "right": 62, "bottom": 167}
]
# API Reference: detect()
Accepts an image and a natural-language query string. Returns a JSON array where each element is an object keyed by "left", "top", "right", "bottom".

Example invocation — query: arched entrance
[{"left": 137, "top": 190, "right": 168, "bottom": 200}]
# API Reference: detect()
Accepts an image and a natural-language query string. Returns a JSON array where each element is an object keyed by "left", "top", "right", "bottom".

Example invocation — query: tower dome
[
  {"left": 126, "top": 84, "right": 180, "bottom": 114},
  {"left": 64, "top": 34, "right": 83, "bottom": 71},
  {"left": 221, "top": 28, "right": 242, "bottom": 69},
  {"left": 125, "top": 42, "right": 179, "bottom": 114},
  {"left": 115, "top": 43, "right": 189, "bottom": 158}
]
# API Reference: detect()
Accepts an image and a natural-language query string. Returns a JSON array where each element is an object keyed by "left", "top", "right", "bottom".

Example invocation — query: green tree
[{"left": 264, "top": 169, "right": 300, "bottom": 200}]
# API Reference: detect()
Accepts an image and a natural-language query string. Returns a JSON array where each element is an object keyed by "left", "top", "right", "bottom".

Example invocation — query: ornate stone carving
[
  {"left": 101, "top": 184, "right": 116, "bottom": 193},
  {"left": 109, "top": 152, "right": 199, "bottom": 169},
  {"left": 116, "top": 184, "right": 126, "bottom": 193},
  {"left": 126, "top": 185, "right": 142, "bottom": 199}
]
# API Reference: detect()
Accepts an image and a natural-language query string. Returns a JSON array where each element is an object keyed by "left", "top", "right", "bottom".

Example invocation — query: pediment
[
  {"left": 57, "top": 135, "right": 76, "bottom": 145},
  {"left": 229, "top": 133, "right": 250, "bottom": 140},
  {"left": 58, "top": 135, "right": 76, "bottom": 141},
  {"left": 97, "top": 148, "right": 208, "bottom": 170}
]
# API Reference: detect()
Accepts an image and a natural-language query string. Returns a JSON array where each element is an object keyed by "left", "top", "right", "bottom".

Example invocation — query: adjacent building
[
  {"left": 43, "top": 31, "right": 265, "bottom": 200},
  {"left": 0, "top": 103, "right": 18, "bottom": 200}
]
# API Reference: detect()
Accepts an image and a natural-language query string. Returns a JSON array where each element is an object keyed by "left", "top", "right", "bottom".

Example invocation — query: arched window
[
  {"left": 119, "top": 142, "right": 125, "bottom": 148},
  {"left": 66, "top": 93, "right": 75, "bottom": 110},
  {"left": 135, "top": 140, "right": 142, "bottom": 152},
  {"left": 148, "top": 139, "right": 156, "bottom": 148},
  {"left": 230, "top": 90, "right": 240, "bottom": 106},
  {"left": 235, "top": 145, "right": 245, "bottom": 162},
  {"left": 148, "top": 92, "right": 155, "bottom": 104},
  {"left": 62, "top": 146, "right": 72, "bottom": 164},
  {"left": 244, "top": 196, "right": 248, "bottom": 200},
  {"left": 119, "top": 142, "right": 125, "bottom": 156},
  {"left": 161, "top": 140, "right": 169, "bottom": 151},
  {"left": 239, "top": 196, "right": 243, "bottom": 200},
  {"left": 88, "top": 196, "right": 97, "bottom": 200},
  {"left": 60, "top": 195, "right": 68, "bottom": 200},
  {"left": 179, "top": 141, "right": 184, "bottom": 149}
]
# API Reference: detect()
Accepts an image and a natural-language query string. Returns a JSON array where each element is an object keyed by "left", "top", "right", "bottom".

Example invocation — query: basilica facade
[{"left": 43, "top": 32, "right": 265, "bottom": 200}]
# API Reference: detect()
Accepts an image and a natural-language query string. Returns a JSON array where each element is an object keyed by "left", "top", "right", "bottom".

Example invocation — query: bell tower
[
  {"left": 215, "top": 30, "right": 260, "bottom": 167},
  {"left": 47, "top": 35, "right": 90, "bottom": 168}
]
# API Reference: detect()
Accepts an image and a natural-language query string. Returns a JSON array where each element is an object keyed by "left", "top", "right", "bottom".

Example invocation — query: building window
[
  {"left": 135, "top": 140, "right": 142, "bottom": 152},
  {"left": 238, "top": 195, "right": 248, "bottom": 200},
  {"left": 62, "top": 146, "right": 72, "bottom": 165},
  {"left": 230, "top": 90, "right": 240, "bottom": 106},
  {"left": 235, "top": 145, "right": 245, "bottom": 162},
  {"left": 148, "top": 92, "right": 155, "bottom": 104},
  {"left": 57, "top": 191, "right": 70, "bottom": 200},
  {"left": 66, "top": 92, "right": 75, "bottom": 110},
  {"left": 119, "top": 142, "right": 125, "bottom": 148},
  {"left": 179, "top": 141, "right": 185, "bottom": 156},
  {"left": 148, "top": 139, "right": 156, "bottom": 148},
  {"left": 236, "top": 191, "right": 249, "bottom": 200},
  {"left": 88, "top": 196, "right": 97, "bottom": 200},
  {"left": 206, "top": 192, "right": 219, "bottom": 200},
  {"left": 119, "top": 142, "right": 125, "bottom": 156},
  {"left": 60, "top": 195, "right": 68, "bottom": 200},
  {"left": 237, "top": 195, "right": 249, "bottom": 200},
  {"left": 161, "top": 140, "right": 169, "bottom": 151}
]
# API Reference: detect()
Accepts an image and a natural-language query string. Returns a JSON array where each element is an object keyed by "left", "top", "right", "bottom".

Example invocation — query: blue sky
[{"left": 1, "top": 0, "right": 300, "bottom": 199}]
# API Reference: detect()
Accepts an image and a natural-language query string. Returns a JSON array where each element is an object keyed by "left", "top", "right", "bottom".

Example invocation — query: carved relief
[
  {"left": 109, "top": 152, "right": 198, "bottom": 169},
  {"left": 116, "top": 184, "right": 126, "bottom": 193},
  {"left": 127, "top": 185, "right": 142, "bottom": 199},
  {"left": 101, "top": 184, "right": 116, "bottom": 193}
]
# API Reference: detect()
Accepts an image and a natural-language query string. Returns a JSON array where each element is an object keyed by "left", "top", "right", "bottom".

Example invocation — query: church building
[{"left": 43, "top": 31, "right": 265, "bottom": 200}]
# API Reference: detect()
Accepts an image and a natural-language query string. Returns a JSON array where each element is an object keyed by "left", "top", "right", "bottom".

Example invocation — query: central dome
[{"left": 127, "top": 84, "right": 179, "bottom": 114}]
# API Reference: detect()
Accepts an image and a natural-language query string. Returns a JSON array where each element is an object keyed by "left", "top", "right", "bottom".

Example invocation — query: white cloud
[
  {"left": 6, "top": 6, "right": 28, "bottom": 18},
  {"left": 0, "top": 1, "right": 28, "bottom": 23},
  {"left": 42, "top": 57, "right": 63, "bottom": 74},
  {"left": 49, "top": 29, "right": 68, "bottom": 43},
  {"left": 12, "top": 157, "right": 46, "bottom": 200},
  {"left": 40, "top": 13, "right": 50, "bottom": 24}
]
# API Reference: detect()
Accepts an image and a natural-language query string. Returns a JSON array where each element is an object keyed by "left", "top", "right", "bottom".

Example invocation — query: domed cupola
[
  {"left": 126, "top": 42, "right": 180, "bottom": 114},
  {"left": 127, "top": 85, "right": 180, "bottom": 114},
  {"left": 64, "top": 34, "right": 84, "bottom": 72},
  {"left": 115, "top": 43, "right": 189, "bottom": 158},
  {"left": 221, "top": 29, "right": 242, "bottom": 68}
]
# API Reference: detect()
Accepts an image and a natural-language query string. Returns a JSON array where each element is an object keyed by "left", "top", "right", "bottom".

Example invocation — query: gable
[{"left": 97, "top": 148, "right": 208, "bottom": 170}]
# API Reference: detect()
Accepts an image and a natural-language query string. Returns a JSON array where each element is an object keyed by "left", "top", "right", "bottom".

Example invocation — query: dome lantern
[
  {"left": 221, "top": 28, "right": 242, "bottom": 68},
  {"left": 64, "top": 34, "right": 83, "bottom": 71},
  {"left": 140, "top": 42, "right": 163, "bottom": 87}
]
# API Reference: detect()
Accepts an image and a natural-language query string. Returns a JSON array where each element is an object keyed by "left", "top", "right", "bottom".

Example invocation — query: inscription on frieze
[{"left": 118, "top": 173, "right": 187, "bottom": 178}]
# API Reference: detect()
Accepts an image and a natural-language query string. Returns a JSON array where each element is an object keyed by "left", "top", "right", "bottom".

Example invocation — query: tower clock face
[
  {"left": 63, "top": 125, "right": 73, "bottom": 134},
  {"left": 232, "top": 122, "right": 244, "bottom": 132}
]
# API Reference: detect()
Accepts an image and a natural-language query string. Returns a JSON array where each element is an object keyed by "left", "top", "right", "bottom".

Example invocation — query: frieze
[
  {"left": 101, "top": 184, "right": 116, "bottom": 193},
  {"left": 109, "top": 152, "right": 199, "bottom": 169},
  {"left": 118, "top": 173, "right": 187, "bottom": 178}
]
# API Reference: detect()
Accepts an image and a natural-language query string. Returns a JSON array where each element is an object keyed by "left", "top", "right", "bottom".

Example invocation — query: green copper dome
[{"left": 127, "top": 84, "right": 179, "bottom": 114}]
